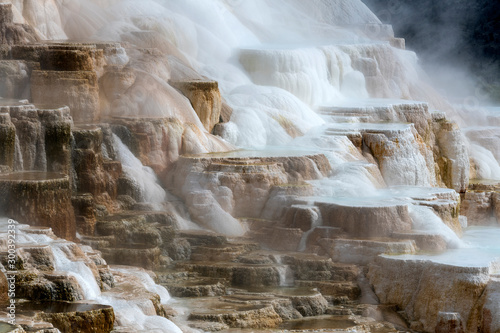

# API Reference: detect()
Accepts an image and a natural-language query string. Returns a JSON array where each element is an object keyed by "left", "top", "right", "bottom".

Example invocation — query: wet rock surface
[
  {"left": 16, "top": 301, "right": 114, "bottom": 333},
  {"left": 0, "top": 3, "right": 499, "bottom": 333},
  {"left": 0, "top": 172, "right": 76, "bottom": 240}
]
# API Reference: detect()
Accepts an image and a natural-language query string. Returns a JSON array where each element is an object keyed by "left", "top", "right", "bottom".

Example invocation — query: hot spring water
[
  {"left": 0, "top": 218, "right": 183, "bottom": 333},
  {"left": 53, "top": 0, "right": 500, "bottom": 279},
  {"left": 3, "top": 0, "right": 500, "bottom": 330}
]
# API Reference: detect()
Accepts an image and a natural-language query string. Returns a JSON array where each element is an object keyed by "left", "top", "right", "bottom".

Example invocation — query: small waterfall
[
  {"left": 276, "top": 265, "right": 295, "bottom": 287},
  {"left": 13, "top": 134, "right": 23, "bottom": 171},
  {"left": 409, "top": 204, "right": 467, "bottom": 249},
  {"left": 96, "top": 267, "right": 181, "bottom": 333},
  {"left": 272, "top": 254, "right": 295, "bottom": 287},
  {"left": 0, "top": 218, "right": 184, "bottom": 333},
  {"left": 96, "top": 296, "right": 183, "bottom": 333},
  {"left": 112, "top": 134, "right": 167, "bottom": 205},
  {"left": 51, "top": 243, "right": 101, "bottom": 300},
  {"left": 110, "top": 267, "right": 171, "bottom": 303},
  {"left": 298, "top": 206, "right": 323, "bottom": 252},
  {"left": 469, "top": 143, "right": 500, "bottom": 180}
]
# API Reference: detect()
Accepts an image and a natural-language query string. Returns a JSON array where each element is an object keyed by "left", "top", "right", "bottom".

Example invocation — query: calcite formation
[
  {"left": 461, "top": 182, "right": 500, "bottom": 225},
  {"left": 32, "top": 302, "right": 115, "bottom": 333},
  {"left": 0, "top": 3, "right": 39, "bottom": 45},
  {"left": 368, "top": 255, "right": 497, "bottom": 332},
  {"left": 0, "top": 111, "right": 15, "bottom": 170},
  {"left": 0, "top": 2, "right": 499, "bottom": 333},
  {"left": 0, "top": 172, "right": 75, "bottom": 240},
  {"left": 170, "top": 80, "right": 222, "bottom": 133},
  {"left": 31, "top": 70, "right": 99, "bottom": 123}
]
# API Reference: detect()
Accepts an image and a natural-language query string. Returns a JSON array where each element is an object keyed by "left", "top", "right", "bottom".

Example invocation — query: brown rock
[
  {"left": 392, "top": 232, "right": 447, "bottom": 252},
  {"left": 296, "top": 280, "right": 361, "bottom": 301},
  {"left": 170, "top": 80, "right": 222, "bottom": 133},
  {"left": 72, "top": 194, "right": 97, "bottom": 236},
  {"left": 178, "top": 261, "right": 281, "bottom": 288},
  {"left": 435, "top": 312, "right": 464, "bottom": 333},
  {"left": 267, "top": 227, "right": 303, "bottom": 251},
  {"left": 40, "top": 49, "right": 95, "bottom": 72},
  {"left": 162, "top": 277, "right": 226, "bottom": 298},
  {"left": 31, "top": 70, "right": 99, "bottom": 123},
  {"left": 368, "top": 256, "right": 490, "bottom": 333},
  {"left": 461, "top": 191, "right": 497, "bottom": 226},
  {"left": 17, "top": 244, "right": 55, "bottom": 271},
  {"left": 0, "top": 172, "right": 76, "bottom": 240},
  {"left": 494, "top": 192, "right": 500, "bottom": 222},
  {"left": 100, "top": 245, "right": 161, "bottom": 270},
  {"left": 15, "top": 270, "right": 84, "bottom": 302},
  {"left": 0, "top": 4, "right": 39, "bottom": 45},
  {"left": 0, "top": 112, "right": 16, "bottom": 170},
  {"left": 39, "top": 107, "right": 73, "bottom": 175},
  {"left": 283, "top": 205, "right": 321, "bottom": 231},
  {"left": 28, "top": 302, "right": 115, "bottom": 333},
  {"left": 317, "top": 201, "right": 412, "bottom": 238},
  {"left": 304, "top": 226, "right": 343, "bottom": 250},
  {"left": 188, "top": 303, "right": 282, "bottom": 329},
  {"left": 0, "top": 60, "right": 37, "bottom": 100},
  {"left": 11, "top": 44, "right": 48, "bottom": 62},
  {"left": 283, "top": 253, "right": 359, "bottom": 282},
  {"left": 220, "top": 99, "right": 233, "bottom": 123},
  {"left": 72, "top": 125, "right": 122, "bottom": 209}
]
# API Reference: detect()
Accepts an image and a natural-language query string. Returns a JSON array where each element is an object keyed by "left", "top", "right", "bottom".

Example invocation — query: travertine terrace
[{"left": 0, "top": 1, "right": 499, "bottom": 333}]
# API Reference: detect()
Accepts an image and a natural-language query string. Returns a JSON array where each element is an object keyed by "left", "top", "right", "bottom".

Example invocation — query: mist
[{"left": 363, "top": 0, "right": 500, "bottom": 104}]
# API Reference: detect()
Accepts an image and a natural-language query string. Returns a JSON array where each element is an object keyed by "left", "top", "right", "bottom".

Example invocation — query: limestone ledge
[{"left": 368, "top": 255, "right": 495, "bottom": 333}]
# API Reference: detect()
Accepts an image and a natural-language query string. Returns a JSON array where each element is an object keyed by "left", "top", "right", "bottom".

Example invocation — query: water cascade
[
  {"left": 0, "top": 0, "right": 499, "bottom": 332},
  {"left": 112, "top": 133, "right": 167, "bottom": 205}
]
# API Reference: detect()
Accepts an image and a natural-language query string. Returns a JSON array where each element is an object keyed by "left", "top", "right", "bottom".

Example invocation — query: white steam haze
[
  {"left": 363, "top": 0, "right": 500, "bottom": 179},
  {"left": 8, "top": 0, "right": 432, "bottom": 138},
  {"left": 3, "top": 0, "right": 500, "bottom": 330},
  {"left": 5, "top": 0, "right": 497, "bottom": 223}
]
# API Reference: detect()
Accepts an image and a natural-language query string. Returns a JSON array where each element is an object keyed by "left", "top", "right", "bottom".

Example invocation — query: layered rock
[
  {"left": 165, "top": 151, "right": 330, "bottom": 235},
  {"left": 19, "top": 302, "right": 115, "bottom": 333},
  {"left": 71, "top": 124, "right": 122, "bottom": 233},
  {"left": 31, "top": 70, "right": 99, "bottom": 123},
  {"left": 81, "top": 211, "right": 179, "bottom": 270},
  {"left": 0, "top": 3, "right": 39, "bottom": 45},
  {"left": 368, "top": 255, "right": 493, "bottom": 332},
  {"left": 7, "top": 102, "right": 72, "bottom": 174},
  {"left": 110, "top": 116, "right": 230, "bottom": 179},
  {"left": 0, "top": 60, "right": 38, "bottom": 99},
  {"left": 0, "top": 110, "right": 16, "bottom": 171},
  {"left": 188, "top": 303, "right": 282, "bottom": 329},
  {"left": 432, "top": 113, "right": 470, "bottom": 193},
  {"left": 0, "top": 172, "right": 76, "bottom": 240},
  {"left": 170, "top": 80, "right": 222, "bottom": 133},
  {"left": 320, "top": 100, "right": 470, "bottom": 192},
  {"left": 315, "top": 199, "right": 412, "bottom": 237},
  {"left": 0, "top": 219, "right": 184, "bottom": 332},
  {"left": 461, "top": 181, "right": 500, "bottom": 226}
]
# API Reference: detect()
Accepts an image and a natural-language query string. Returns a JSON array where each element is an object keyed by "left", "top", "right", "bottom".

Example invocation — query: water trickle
[
  {"left": 112, "top": 134, "right": 167, "bottom": 205},
  {"left": 409, "top": 204, "right": 467, "bottom": 249},
  {"left": 13, "top": 133, "right": 23, "bottom": 171},
  {"left": 0, "top": 217, "right": 185, "bottom": 333},
  {"left": 111, "top": 266, "right": 171, "bottom": 303},
  {"left": 276, "top": 265, "right": 295, "bottom": 287},
  {"left": 4, "top": 0, "right": 500, "bottom": 329},
  {"left": 51, "top": 243, "right": 101, "bottom": 300},
  {"left": 298, "top": 206, "right": 323, "bottom": 252}
]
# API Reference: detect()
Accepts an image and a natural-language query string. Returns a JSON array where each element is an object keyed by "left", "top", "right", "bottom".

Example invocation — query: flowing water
[
  {"left": 0, "top": 218, "right": 184, "bottom": 332},
  {"left": 112, "top": 134, "right": 167, "bottom": 205},
  {"left": 3, "top": 0, "right": 500, "bottom": 331}
]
